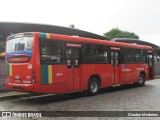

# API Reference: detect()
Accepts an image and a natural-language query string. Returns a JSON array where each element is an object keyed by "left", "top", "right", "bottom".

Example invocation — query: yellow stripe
[
  {"left": 46, "top": 33, "right": 50, "bottom": 39},
  {"left": 18, "top": 34, "right": 24, "bottom": 37},
  {"left": 10, "top": 64, "right": 12, "bottom": 76},
  {"left": 48, "top": 65, "right": 52, "bottom": 83}
]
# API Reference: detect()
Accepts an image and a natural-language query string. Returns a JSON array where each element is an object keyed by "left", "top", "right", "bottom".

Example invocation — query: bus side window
[
  {"left": 84, "top": 44, "right": 93, "bottom": 63},
  {"left": 41, "top": 39, "right": 63, "bottom": 64},
  {"left": 92, "top": 45, "right": 109, "bottom": 63},
  {"left": 120, "top": 50, "right": 125, "bottom": 63}
]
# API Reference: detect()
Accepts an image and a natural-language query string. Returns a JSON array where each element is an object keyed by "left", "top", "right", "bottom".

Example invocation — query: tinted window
[
  {"left": 135, "top": 49, "right": 146, "bottom": 63},
  {"left": 84, "top": 44, "right": 93, "bottom": 63},
  {"left": 41, "top": 39, "right": 63, "bottom": 63},
  {"left": 123, "top": 48, "right": 134, "bottom": 63},
  {"left": 84, "top": 44, "right": 109, "bottom": 63},
  {"left": 93, "top": 45, "right": 109, "bottom": 63},
  {"left": 123, "top": 48, "right": 146, "bottom": 63}
]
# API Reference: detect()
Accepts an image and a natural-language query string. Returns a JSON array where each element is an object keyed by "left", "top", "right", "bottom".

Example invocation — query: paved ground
[{"left": 1, "top": 79, "right": 160, "bottom": 120}]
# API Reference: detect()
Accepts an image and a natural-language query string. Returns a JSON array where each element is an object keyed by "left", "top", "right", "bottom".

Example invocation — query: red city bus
[{"left": 5, "top": 32, "right": 154, "bottom": 95}]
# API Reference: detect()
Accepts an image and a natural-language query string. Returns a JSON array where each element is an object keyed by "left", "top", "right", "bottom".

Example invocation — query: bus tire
[
  {"left": 88, "top": 77, "right": 100, "bottom": 96},
  {"left": 137, "top": 74, "right": 146, "bottom": 87}
]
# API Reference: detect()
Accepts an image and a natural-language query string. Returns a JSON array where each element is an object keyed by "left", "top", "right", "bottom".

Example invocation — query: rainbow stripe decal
[
  {"left": 6, "top": 62, "right": 12, "bottom": 76},
  {"left": 41, "top": 65, "right": 53, "bottom": 84},
  {"left": 39, "top": 33, "right": 51, "bottom": 39}
]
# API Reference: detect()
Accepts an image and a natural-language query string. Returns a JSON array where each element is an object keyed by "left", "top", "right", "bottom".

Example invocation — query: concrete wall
[{"left": 0, "top": 57, "right": 5, "bottom": 91}]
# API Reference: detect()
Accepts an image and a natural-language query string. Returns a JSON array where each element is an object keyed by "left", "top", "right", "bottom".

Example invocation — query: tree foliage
[
  {"left": 69, "top": 24, "right": 79, "bottom": 29},
  {"left": 103, "top": 28, "right": 139, "bottom": 39},
  {"left": 69, "top": 24, "right": 75, "bottom": 29}
]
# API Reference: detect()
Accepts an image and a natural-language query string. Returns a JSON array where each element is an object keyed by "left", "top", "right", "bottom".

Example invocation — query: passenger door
[
  {"left": 66, "top": 43, "right": 81, "bottom": 91},
  {"left": 111, "top": 48, "right": 120, "bottom": 85}
]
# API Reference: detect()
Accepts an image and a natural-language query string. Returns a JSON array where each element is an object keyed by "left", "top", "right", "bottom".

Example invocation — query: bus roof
[
  {"left": 40, "top": 32, "right": 153, "bottom": 50},
  {"left": 7, "top": 32, "right": 153, "bottom": 50}
]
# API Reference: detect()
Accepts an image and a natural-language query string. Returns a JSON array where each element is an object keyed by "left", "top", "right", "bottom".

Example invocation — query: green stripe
[
  {"left": 6, "top": 61, "right": 10, "bottom": 76},
  {"left": 41, "top": 65, "right": 48, "bottom": 84}
]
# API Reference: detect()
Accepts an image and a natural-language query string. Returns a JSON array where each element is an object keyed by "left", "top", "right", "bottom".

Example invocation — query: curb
[
  {"left": 154, "top": 76, "right": 160, "bottom": 79},
  {"left": 0, "top": 91, "right": 38, "bottom": 101}
]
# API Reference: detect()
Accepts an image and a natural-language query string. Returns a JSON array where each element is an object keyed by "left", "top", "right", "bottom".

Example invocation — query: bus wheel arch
[{"left": 87, "top": 74, "right": 101, "bottom": 96}]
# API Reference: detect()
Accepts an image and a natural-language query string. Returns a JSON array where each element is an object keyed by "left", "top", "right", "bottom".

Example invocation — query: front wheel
[
  {"left": 88, "top": 77, "right": 100, "bottom": 96},
  {"left": 137, "top": 74, "right": 146, "bottom": 87}
]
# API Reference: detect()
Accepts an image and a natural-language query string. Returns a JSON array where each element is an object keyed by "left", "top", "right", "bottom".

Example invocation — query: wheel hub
[
  {"left": 91, "top": 81, "right": 98, "bottom": 93},
  {"left": 139, "top": 77, "right": 143, "bottom": 84}
]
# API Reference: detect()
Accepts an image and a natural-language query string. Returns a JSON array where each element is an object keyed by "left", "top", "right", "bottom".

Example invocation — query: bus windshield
[{"left": 6, "top": 37, "right": 34, "bottom": 63}]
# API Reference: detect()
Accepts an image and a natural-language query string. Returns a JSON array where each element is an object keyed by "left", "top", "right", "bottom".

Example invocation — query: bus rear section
[{"left": 5, "top": 33, "right": 37, "bottom": 92}]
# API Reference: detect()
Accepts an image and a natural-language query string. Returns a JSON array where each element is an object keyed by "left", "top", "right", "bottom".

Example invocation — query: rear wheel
[
  {"left": 88, "top": 77, "right": 100, "bottom": 96},
  {"left": 137, "top": 74, "right": 146, "bottom": 87}
]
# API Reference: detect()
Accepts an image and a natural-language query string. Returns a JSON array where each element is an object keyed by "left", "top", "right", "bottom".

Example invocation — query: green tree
[
  {"left": 69, "top": 24, "right": 75, "bottom": 29},
  {"left": 68, "top": 24, "right": 79, "bottom": 29},
  {"left": 103, "top": 28, "right": 139, "bottom": 39}
]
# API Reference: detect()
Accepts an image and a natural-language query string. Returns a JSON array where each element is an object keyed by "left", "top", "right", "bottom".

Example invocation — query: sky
[{"left": 0, "top": 0, "right": 160, "bottom": 46}]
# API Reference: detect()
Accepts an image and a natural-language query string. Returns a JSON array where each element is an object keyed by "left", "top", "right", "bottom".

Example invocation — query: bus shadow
[
  {"left": 100, "top": 84, "right": 141, "bottom": 93},
  {"left": 16, "top": 92, "right": 85, "bottom": 104},
  {"left": 15, "top": 84, "right": 154, "bottom": 104},
  {"left": 100, "top": 83, "right": 154, "bottom": 95}
]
